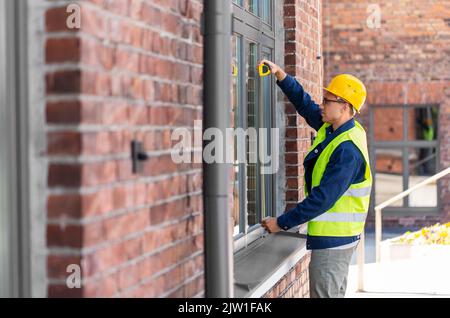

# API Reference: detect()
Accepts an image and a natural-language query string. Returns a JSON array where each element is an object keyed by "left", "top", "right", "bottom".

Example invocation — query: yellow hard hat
[{"left": 324, "top": 74, "right": 367, "bottom": 113}]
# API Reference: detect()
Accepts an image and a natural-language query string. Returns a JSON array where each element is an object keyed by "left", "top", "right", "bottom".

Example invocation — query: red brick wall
[
  {"left": 284, "top": 0, "right": 322, "bottom": 212},
  {"left": 441, "top": 86, "right": 450, "bottom": 223},
  {"left": 43, "top": 0, "right": 323, "bottom": 298},
  {"left": 264, "top": 253, "right": 311, "bottom": 298},
  {"left": 323, "top": 0, "right": 450, "bottom": 228},
  {"left": 45, "top": 0, "right": 204, "bottom": 297}
]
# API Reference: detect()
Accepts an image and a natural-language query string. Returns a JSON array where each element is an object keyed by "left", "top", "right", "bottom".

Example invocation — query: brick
[
  {"left": 47, "top": 132, "right": 82, "bottom": 155},
  {"left": 47, "top": 224, "right": 82, "bottom": 248},
  {"left": 148, "top": 197, "right": 191, "bottom": 226},
  {"left": 80, "top": 38, "right": 114, "bottom": 70},
  {"left": 47, "top": 255, "right": 82, "bottom": 279},
  {"left": 46, "top": 70, "right": 81, "bottom": 94},
  {"left": 83, "top": 272, "right": 119, "bottom": 298},
  {"left": 46, "top": 7, "right": 79, "bottom": 33},
  {"left": 112, "top": 185, "right": 135, "bottom": 211},
  {"left": 46, "top": 38, "right": 80, "bottom": 63},
  {"left": 143, "top": 215, "right": 203, "bottom": 254},
  {"left": 286, "top": 190, "right": 300, "bottom": 202},
  {"left": 285, "top": 153, "right": 300, "bottom": 165},
  {"left": 117, "top": 160, "right": 135, "bottom": 182},
  {"left": 83, "top": 221, "right": 105, "bottom": 247},
  {"left": 81, "top": 71, "right": 111, "bottom": 96},
  {"left": 48, "top": 164, "right": 82, "bottom": 187},
  {"left": 47, "top": 194, "right": 82, "bottom": 219},
  {"left": 46, "top": 101, "right": 82, "bottom": 124},
  {"left": 103, "top": 210, "right": 149, "bottom": 241},
  {"left": 81, "top": 188, "right": 115, "bottom": 217},
  {"left": 128, "top": 105, "right": 148, "bottom": 125},
  {"left": 117, "top": 263, "right": 141, "bottom": 291},
  {"left": 81, "top": 161, "right": 117, "bottom": 186},
  {"left": 48, "top": 285, "right": 83, "bottom": 298},
  {"left": 79, "top": 5, "right": 107, "bottom": 39},
  {"left": 286, "top": 140, "right": 300, "bottom": 152}
]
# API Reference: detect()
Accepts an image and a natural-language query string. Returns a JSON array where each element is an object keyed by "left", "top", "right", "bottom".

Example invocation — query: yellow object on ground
[{"left": 393, "top": 223, "right": 450, "bottom": 245}]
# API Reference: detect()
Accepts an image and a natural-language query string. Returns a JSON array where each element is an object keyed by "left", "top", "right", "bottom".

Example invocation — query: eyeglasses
[{"left": 322, "top": 97, "right": 348, "bottom": 106}]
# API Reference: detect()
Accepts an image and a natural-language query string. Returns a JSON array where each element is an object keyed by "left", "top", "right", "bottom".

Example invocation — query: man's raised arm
[{"left": 259, "top": 59, "right": 324, "bottom": 132}]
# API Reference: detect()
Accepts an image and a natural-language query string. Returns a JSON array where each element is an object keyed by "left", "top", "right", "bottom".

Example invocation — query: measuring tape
[{"left": 258, "top": 63, "right": 271, "bottom": 77}]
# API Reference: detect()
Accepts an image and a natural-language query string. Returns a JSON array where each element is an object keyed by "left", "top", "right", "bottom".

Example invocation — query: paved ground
[{"left": 346, "top": 228, "right": 450, "bottom": 298}]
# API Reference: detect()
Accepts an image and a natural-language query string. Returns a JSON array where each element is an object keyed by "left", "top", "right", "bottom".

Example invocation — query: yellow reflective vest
[{"left": 305, "top": 120, "right": 373, "bottom": 237}]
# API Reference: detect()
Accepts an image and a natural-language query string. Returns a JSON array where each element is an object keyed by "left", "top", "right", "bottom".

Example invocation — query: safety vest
[
  {"left": 305, "top": 120, "right": 373, "bottom": 237},
  {"left": 423, "top": 125, "right": 434, "bottom": 141}
]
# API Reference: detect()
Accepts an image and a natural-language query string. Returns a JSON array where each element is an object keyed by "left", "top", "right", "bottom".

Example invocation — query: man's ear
[
  {"left": 342, "top": 103, "right": 349, "bottom": 114},
  {"left": 346, "top": 103, "right": 354, "bottom": 116}
]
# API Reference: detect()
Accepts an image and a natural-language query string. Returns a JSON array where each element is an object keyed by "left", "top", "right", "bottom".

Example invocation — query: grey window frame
[
  {"left": 369, "top": 104, "right": 442, "bottom": 216},
  {"left": 0, "top": 0, "right": 31, "bottom": 297},
  {"left": 232, "top": 1, "right": 277, "bottom": 252}
]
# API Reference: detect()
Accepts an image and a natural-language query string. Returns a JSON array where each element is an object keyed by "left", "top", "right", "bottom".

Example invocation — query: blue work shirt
[{"left": 276, "top": 75, "right": 367, "bottom": 250}]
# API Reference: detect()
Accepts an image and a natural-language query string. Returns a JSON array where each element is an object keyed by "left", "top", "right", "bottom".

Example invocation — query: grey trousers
[{"left": 309, "top": 246, "right": 357, "bottom": 298}]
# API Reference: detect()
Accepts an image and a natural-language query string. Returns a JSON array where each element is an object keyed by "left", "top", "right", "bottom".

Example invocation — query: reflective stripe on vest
[
  {"left": 312, "top": 212, "right": 368, "bottom": 223},
  {"left": 343, "top": 187, "right": 372, "bottom": 197},
  {"left": 306, "top": 120, "right": 373, "bottom": 237}
]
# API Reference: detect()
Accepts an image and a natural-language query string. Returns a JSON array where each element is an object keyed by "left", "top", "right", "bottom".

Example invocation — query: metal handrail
[{"left": 357, "top": 166, "right": 450, "bottom": 292}]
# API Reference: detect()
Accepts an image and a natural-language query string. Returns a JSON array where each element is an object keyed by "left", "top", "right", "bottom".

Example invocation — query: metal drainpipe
[{"left": 202, "top": 1, "right": 234, "bottom": 298}]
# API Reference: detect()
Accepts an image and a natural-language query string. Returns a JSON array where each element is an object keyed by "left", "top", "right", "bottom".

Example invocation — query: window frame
[
  {"left": 232, "top": 1, "right": 277, "bottom": 252},
  {"left": 369, "top": 103, "right": 442, "bottom": 216}
]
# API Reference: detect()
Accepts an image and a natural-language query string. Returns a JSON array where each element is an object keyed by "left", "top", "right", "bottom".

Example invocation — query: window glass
[
  {"left": 409, "top": 106, "right": 438, "bottom": 141},
  {"left": 246, "top": 41, "right": 259, "bottom": 228},
  {"left": 374, "top": 148, "right": 404, "bottom": 207},
  {"left": 262, "top": 0, "right": 272, "bottom": 25},
  {"left": 246, "top": 0, "right": 259, "bottom": 16},
  {"left": 408, "top": 147, "right": 438, "bottom": 207},
  {"left": 260, "top": 49, "right": 273, "bottom": 220},
  {"left": 231, "top": 0, "right": 276, "bottom": 239},
  {"left": 231, "top": 34, "right": 242, "bottom": 236},
  {"left": 372, "top": 105, "right": 439, "bottom": 210}
]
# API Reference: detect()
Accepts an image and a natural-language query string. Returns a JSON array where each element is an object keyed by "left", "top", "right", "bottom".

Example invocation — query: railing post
[
  {"left": 375, "top": 207, "right": 382, "bottom": 263},
  {"left": 357, "top": 230, "right": 365, "bottom": 292}
]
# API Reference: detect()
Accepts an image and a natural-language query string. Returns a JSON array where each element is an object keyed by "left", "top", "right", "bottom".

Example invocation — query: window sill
[{"left": 233, "top": 230, "right": 308, "bottom": 298}]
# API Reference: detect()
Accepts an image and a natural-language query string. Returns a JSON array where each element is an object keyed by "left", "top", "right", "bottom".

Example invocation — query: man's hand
[
  {"left": 258, "top": 59, "right": 287, "bottom": 82},
  {"left": 261, "top": 217, "right": 282, "bottom": 234}
]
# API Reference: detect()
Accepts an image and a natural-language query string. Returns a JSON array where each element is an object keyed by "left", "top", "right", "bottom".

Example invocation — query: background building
[{"left": 323, "top": 0, "right": 450, "bottom": 228}]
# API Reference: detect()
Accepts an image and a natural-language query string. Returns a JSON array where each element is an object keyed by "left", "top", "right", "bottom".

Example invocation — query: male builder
[{"left": 260, "top": 60, "right": 372, "bottom": 298}]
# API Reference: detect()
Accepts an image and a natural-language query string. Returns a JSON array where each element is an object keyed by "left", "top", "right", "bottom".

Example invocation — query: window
[
  {"left": 233, "top": 0, "right": 273, "bottom": 25},
  {"left": 370, "top": 104, "right": 440, "bottom": 214},
  {"left": 231, "top": 1, "right": 276, "bottom": 249}
]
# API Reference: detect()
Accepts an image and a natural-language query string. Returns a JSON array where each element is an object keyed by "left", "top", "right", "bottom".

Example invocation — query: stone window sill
[{"left": 233, "top": 230, "right": 308, "bottom": 298}]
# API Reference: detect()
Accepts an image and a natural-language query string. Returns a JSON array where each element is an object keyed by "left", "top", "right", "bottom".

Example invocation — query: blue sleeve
[
  {"left": 277, "top": 74, "right": 324, "bottom": 132},
  {"left": 277, "top": 142, "right": 366, "bottom": 230}
]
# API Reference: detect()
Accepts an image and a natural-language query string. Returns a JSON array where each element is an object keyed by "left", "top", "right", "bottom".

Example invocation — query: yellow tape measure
[
  {"left": 258, "top": 63, "right": 271, "bottom": 77},
  {"left": 232, "top": 65, "right": 238, "bottom": 77}
]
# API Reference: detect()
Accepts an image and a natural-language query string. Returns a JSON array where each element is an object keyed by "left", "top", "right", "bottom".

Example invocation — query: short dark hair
[
  {"left": 336, "top": 97, "right": 355, "bottom": 116},
  {"left": 349, "top": 104, "right": 356, "bottom": 116}
]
